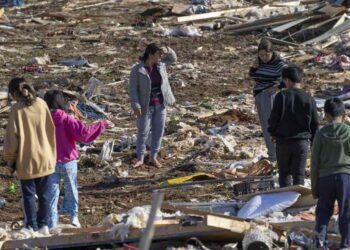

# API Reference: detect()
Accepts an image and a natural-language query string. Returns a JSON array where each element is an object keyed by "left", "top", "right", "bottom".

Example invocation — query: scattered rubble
[{"left": 0, "top": 0, "right": 349, "bottom": 248}]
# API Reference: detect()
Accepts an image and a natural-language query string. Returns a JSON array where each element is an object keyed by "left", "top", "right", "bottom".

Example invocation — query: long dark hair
[
  {"left": 8, "top": 77, "right": 36, "bottom": 106},
  {"left": 139, "top": 43, "right": 161, "bottom": 62},
  {"left": 44, "top": 90, "right": 67, "bottom": 111},
  {"left": 258, "top": 38, "right": 273, "bottom": 52}
]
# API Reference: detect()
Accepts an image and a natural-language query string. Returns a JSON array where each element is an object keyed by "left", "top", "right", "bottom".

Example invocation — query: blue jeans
[
  {"left": 20, "top": 175, "right": 52, "bottom": 231},
  {"left": 136, "top": 104, "right": 166, "bottom": 161},
  {"left": 48, "top": 161, "right": 78, "bottom": 228}
]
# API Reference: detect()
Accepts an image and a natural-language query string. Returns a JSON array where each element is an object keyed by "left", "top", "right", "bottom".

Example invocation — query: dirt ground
[{"left": 0, "top": 0, "right": 344, "bottom": 230}]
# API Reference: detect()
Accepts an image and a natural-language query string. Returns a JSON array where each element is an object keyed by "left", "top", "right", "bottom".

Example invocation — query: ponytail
[
  {"left": 8, "top": 77, "right": 37, "bottom": 106},
  {"left": 19, "top": 82, "right": 36, "bottom": 106},
  {"left": 140, "top": 43, "right": 161, "bottom": 62}
]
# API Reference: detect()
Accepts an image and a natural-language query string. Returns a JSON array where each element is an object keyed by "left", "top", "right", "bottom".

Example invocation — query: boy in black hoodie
[
  {"left": 311, "top": 98, "right": 350, "bottom": 248},
  {"left": 268, "top": 65, "right": 319, "bottom": 187}
]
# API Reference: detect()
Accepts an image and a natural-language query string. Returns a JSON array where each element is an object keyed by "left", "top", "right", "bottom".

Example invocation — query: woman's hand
[
  {"left": 161, "top": 46, "right": 169, "bottom": 54},
  {"left": 106, "top": 120, "right": 115, "bottom": 128},
  {"left": 133, "top": 109, "right": 142, "bottom": 117}
]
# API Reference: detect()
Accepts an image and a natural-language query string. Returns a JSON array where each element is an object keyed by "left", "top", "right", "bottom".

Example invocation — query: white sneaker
[
  {"left": 71, "top": 216, "right": 81, "bottom": 228},
  {"left": 38, "top": 226, "right": 50, "bottom": 236}
]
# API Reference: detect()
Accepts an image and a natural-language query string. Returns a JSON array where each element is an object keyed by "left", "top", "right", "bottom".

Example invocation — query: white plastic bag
[{"left": 237, "top": 191, "right": 300, "bottom": 219}]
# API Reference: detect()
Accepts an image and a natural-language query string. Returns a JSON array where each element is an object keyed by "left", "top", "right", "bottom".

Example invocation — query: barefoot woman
[{"left": 129, "top": 43, "right": 177, "bottom": 168}]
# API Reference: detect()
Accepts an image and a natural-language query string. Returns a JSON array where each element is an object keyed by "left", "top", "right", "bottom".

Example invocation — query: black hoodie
[{"left": 268, "top": 88, "right": 319, "bottom": 142}]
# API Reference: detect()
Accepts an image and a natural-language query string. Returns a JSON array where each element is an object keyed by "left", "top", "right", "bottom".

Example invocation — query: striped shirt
[{"left": 249, "top": 53, "right": 287, "bottom": 96}]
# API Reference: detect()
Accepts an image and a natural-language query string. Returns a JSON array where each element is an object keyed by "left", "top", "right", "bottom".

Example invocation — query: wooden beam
[
  {"left": 303, "top": 18, "right": 350, "bottom": 45},
  {"left": 270, "top": 0, "right": 301, "bottom": 7},
  {"left": 177, "top": 7, "right": 255, "bottom": 23},
  {"left": 272, "top": 17, "right": 310, "bottom": 32},
  {"left": 224, "top": 12, "right": 304, "bottom": 31},
  {"left": 205, "top": 215, "right": 250, "bottom": 234},
  {"left": 227, "top": 19, "right": 297, "bottom": 34},
  {"left": 2, "top": 222, "right": 246, "bottom": 249},
  {"left": 318, "top": 4, "right": 346, "bottom": 17}
]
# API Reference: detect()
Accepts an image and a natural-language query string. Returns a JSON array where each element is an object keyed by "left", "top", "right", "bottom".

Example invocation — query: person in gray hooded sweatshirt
[
  {"left": 311, "top": 98, "right": 350, "bottom": 249},
  {"left": 129, "top": 43, "right": 176, "bottom": 169}
]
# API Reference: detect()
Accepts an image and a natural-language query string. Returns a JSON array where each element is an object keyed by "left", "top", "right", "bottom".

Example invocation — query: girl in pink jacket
[{"left": 44, "top": 90, "right": 112, "bottom": 228}]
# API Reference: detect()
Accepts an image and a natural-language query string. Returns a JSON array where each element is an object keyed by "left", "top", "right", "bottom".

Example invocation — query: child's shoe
[{"left": 71, "top": 216, "right": 81, "bottom": 228}]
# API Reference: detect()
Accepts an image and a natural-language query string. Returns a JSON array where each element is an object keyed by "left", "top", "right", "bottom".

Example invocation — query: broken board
[
  {"left": 2, "top": 222, "right": 245, "bottom": 249},
  {"left": 177, "top": 7, "right": 254, "bottom": 23}
]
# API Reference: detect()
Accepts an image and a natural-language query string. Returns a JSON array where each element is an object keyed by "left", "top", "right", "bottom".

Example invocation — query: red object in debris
[
  {"left": 23, "top": 64, "right": 42, "bottom": 73},
  {"left": 122, "top": 243, "right": 139, "bottom": 250},
  {"left": 295, "top": 213, "right": 315, "bottom": 221}
]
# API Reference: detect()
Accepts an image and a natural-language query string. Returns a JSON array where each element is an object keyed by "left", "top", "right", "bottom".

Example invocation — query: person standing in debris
[
  {"left": 249, "top": 39, "right": 287, "bottom": 161},
  {"left": 44, "top": 90, "right": 113, "bottom": 229},
  {"left": 3, "top": 77, "right": 56, "bottom": 234},
  {"left": 268, "top": 65, "right": 318, "bottom": 187},
  {"left": 311, "top": 98, "right": 350, "bottom": 248},
  {"left": 129, "top": 43, "right": 177, "bottom": 169}
]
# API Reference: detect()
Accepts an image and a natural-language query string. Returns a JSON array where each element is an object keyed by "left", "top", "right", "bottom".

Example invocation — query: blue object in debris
[
  {"left": 0, "top": 0, "right": 25, "bottom": 7},
  {"left": 76, "top": 102, "right": 106, "bottom": 120},
  {"left": 58, "top": 57, "right": 90, "bottom": 67}
]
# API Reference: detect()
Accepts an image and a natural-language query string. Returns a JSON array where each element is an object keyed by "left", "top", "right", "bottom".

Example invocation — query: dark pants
[
  {"left": 20, "top": 175, "right": 52, "bottom": 231},
  {"left": 276, "top": 139, "right": 308, "bottom": 187},
  {"left": 315, "top": 174, "right": 350, "bottom": 248}
]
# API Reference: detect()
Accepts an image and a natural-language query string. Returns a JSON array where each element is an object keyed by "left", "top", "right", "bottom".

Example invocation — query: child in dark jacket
[
  {"left": 44, "top": 90, "right": 112, "bottom": 228},
  {"left": 311, "top": 98, "right": 350, "bottom": 248},
  {"left": 268, "top": 65, "right": 319, "bottom": 187}
]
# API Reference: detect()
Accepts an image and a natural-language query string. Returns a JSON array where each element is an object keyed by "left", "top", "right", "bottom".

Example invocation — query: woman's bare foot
[
  {"left": 133, "top": 160, "right": 144, "bottom": 168},
  {"left": 150, "top": 158, "right": 162, "bottom": 169}
]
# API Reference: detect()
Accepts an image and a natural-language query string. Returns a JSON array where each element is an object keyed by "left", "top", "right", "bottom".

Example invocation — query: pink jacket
[{"left": 51, "top": 109, "right": 108, "bottom": 164}]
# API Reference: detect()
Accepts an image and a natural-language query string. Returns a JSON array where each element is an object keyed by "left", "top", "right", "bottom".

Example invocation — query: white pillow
[{"left": 237, "top": 191, "right": 301, "bottom": 219}]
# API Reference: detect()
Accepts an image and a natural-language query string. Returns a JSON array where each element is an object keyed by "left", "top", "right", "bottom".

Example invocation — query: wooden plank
[
  {"left": 177, "top": 7, "right": 256, "bottom": 23},
  {"left": 196, "top": 108, "right": 229, "bottom": 119},
  {"left": 237, "top": 185, "right": 316, "bottom": 209},
  {"left": 271, "top": 218, "right": 338, "bottom": 233},
  {"left": 272, "top": 17, "right": 310, "bottom": 33},
  {"left": 333, "top": 13, "right": 347, "bottom": 28},
  {"left": 2, "top": 222, "right": 244, "bottom": 249},
  {"left": 206, "top": 215, "right": 250, "bottom": 234},
  {"left": 224, "top": 12, "right": 305, "bottom": 31},
  {"left": 318, "top": 4, "right": 346, "bottom": 17},
  {"left": 303, "top": 18, "right": 350, "bottom": 45},
  {"left": 229, "top": 13, "right": 327, "bottom": 34},
  {"left": 171, "top": 4, "right": 190, "bottom": 15},
  {"left": 227, "top": 19, "right": 298, "bottom": 34},
  {"left": 321, "top": 37, "right": 339, "bottom": 49},
  {"left": 281, "top": 15, "right": 339, "bottom": 40},
  {"left": 270, "top": 0, "right": 301, "bottom": 6}
]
